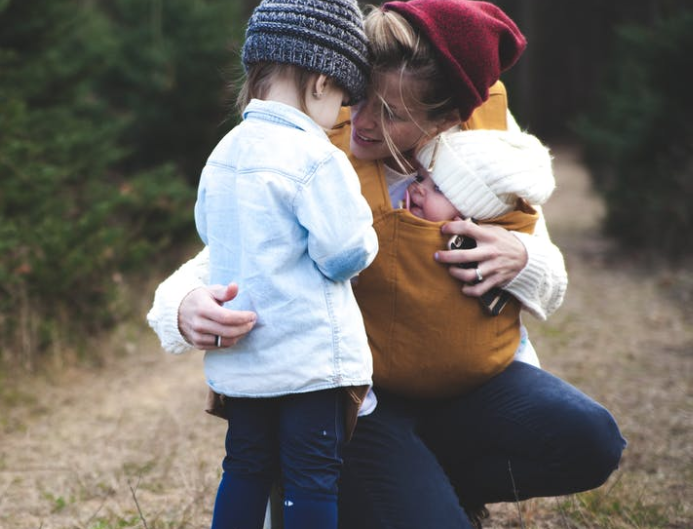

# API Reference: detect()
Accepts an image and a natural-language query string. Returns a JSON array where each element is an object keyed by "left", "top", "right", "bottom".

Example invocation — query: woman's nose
[{"left": 352, "top": 98, "right": 377, "bottom": 129}]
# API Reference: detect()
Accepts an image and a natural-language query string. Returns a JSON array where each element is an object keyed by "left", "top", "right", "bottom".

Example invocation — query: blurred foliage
[
  {"left": 493, "top": 0, "right": 690, "bottom": 139},
  {"left": 96, "top": 0, "right": 245, "bottom": 180},
  {"left": 0, "top": 0, "right": 243, "bottom": 368},
  {"left": 573, "top": 10, "right": 693, "bottom": 259}
]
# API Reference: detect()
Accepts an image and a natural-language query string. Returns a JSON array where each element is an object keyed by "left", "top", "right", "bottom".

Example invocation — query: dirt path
[
  {"left": 0, "top": 329, "right": 224, "bottom": 528},
  {"left": 1, "top": 147, "right": 691, "bottom": 529}
]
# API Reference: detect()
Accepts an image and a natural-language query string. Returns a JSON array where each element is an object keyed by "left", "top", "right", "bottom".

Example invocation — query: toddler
[{"left": 194, "top": 0, "right": 377, "bottom": 527}]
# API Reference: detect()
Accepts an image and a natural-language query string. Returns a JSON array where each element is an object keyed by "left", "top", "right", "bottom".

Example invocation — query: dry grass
[{"left": 0, "top": 146, "right": 691, "bottom": 529}]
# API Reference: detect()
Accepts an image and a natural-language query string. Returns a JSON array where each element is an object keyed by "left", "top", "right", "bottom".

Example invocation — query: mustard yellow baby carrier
[{"left": 330, "top": 82, "right": 539, "bottom": 399}]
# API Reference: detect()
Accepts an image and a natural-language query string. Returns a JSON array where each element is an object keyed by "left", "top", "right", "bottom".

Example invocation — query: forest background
[
  {"left": 2, "top": 0, "right": 691, "bottom": 369},
  {"left": 1, "top": 1, "right": 692, "bottom": 528}
]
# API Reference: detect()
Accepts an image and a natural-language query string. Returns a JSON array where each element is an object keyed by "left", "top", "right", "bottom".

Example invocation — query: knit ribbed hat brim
[
  {"left": 242, "top": 0, "right": 370, "bottom": 104},
  {"left": 416, "top": 129, "right": 555, "bottom": 220},
  {"left": 384, "top": 0, "right": 526, "bottom": 120}
]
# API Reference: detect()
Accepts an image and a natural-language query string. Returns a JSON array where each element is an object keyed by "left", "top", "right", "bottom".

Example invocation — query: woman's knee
[{"left": 566, "top": 402, "right": 627, "bottom": 490}]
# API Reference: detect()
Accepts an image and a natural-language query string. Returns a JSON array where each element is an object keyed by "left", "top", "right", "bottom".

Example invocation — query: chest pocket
[{"left": 353, "top": 208, "right": 522, "bottom": 399}]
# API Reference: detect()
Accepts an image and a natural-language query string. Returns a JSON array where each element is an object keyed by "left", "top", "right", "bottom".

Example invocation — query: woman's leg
[
  {"left": 211, "top": 398, "right": 278, "bottom": 529},
  {"left": 421, "top": 361, "right": 627, "bottom": 508},
  {"left": 279, "top": 389, "right": 345, "bottom": 529},
  {"left": 338, "top": 391, "right": 474, "bottom": 529}
]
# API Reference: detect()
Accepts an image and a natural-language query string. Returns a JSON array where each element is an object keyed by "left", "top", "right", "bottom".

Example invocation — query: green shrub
[
  {"left": 573, "top": 10, "right": 693, "bottom": 259},
  {"left": 0, "top": 0, "right": 240, "bottom": 368},
  {"left": 96, "top": 0, "right": 244, "bottom": 182}
]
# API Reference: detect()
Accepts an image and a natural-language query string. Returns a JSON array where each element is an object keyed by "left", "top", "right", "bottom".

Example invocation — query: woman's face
[{"left": 349, "top": 70, "right": 446, "bottom": 167}]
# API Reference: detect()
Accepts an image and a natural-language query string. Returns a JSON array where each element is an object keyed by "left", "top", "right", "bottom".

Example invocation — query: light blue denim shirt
[{"left": 195, "top": 99, "right": 378, "bottom": 397}]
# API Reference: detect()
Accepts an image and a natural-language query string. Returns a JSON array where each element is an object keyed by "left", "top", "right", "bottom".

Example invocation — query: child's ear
[{"left": 312, "top": 74, "right": 329, "bottom": 98}]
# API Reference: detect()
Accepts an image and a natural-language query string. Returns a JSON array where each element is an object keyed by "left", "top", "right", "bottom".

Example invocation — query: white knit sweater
[{"left": 147, "top": 207, "right": 566, "bottom": 356}]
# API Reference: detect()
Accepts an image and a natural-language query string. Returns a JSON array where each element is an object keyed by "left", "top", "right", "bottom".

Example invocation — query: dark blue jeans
[
  {"left": 338, "top": 361, "right": 626, "bottom": 529},
  {"left": 211, "top": 388, "right": 345, "bottom": 529}
]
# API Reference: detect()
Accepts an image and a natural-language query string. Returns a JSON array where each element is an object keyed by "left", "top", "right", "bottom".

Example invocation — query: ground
[{"left": 0, "top": 146, "right": 691, "bottom": 529}]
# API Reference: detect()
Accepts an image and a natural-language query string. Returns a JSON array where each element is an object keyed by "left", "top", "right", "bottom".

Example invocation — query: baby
[{"left": 408, "top": 128, "right": 555, "bottom": 314}]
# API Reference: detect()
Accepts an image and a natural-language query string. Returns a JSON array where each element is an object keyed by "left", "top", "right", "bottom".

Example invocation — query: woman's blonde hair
[{"left": 363, "top": 6, "right": 459, "bottom": 169}]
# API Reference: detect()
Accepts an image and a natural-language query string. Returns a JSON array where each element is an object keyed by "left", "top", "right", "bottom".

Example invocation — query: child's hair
[
  {"left": 235, "top": 62, "right": 315, "bottom": 116},
  {"left": 363, "top": 6, "right": 459, "bottom": 170}
]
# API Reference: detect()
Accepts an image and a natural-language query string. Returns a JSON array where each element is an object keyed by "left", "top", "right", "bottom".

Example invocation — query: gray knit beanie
[{"left": 242, "top": 0, "right": 370, "bottom": 104}]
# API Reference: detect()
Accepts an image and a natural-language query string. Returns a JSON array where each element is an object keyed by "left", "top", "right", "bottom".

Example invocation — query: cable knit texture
[
  {"left": 147, "top": 247, "right": 210, "bottom": 355},
  {"left": 242, "top": 0, "right": 370, "bottom": 104},
  {"left": 416, "top": 129, "right": 555, "bottom": 220},
  {"left": 506, "top": 208, "right": 567, "bottom": 320}
]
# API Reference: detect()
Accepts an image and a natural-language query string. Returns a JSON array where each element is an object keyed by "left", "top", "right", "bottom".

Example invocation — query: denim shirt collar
[{"left": 243, "top": 99, "right": 328, "bottom": 140}]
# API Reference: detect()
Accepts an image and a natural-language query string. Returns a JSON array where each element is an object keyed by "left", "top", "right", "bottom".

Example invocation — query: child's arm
[{"left": 297, "top": 150, "right": 378, "bottom": 282}]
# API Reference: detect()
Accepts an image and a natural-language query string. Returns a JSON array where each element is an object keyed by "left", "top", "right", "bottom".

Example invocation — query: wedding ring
[
  {"left": 475, "top": 268, "right": 483, "bottom": 284},
  {"left": 215, "top": 335, "right": 222, "bottom": 348}
]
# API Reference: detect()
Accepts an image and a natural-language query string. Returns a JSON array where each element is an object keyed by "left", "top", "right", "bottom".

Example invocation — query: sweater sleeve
[
  {"left": 146, "top": 247, "right": 211, "bottom": 354},
  {"left": 505, "top": 205, "right": 567, "bottom": 320},
  {"left": 499, "top": 110, "right": 567, "bottom": 319}
]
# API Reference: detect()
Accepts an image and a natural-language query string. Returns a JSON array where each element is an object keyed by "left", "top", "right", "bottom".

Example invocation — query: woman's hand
[
  {"left": 178, "top": 283, "right": 257, "bottom": 349},
  {"left": 436, "top": 218, "right": 527, "bottom": 297}
]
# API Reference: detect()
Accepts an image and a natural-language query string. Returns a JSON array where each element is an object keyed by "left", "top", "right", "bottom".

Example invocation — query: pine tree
[
  {"left": 574, "top": 10, "right": 693, "bottom": 259},
  {"left": 0, "top": 0, "right": 215, "bottom": 366}
]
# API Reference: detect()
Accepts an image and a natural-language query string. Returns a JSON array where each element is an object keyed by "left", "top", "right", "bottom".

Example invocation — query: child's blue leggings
[{"left": 211, "top": 388, "right": 345, "bottom": 529}]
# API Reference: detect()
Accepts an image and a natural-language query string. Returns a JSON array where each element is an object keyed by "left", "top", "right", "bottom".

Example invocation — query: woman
[{"left": 148, "top": 1, "right": 625, "bottom": 528}]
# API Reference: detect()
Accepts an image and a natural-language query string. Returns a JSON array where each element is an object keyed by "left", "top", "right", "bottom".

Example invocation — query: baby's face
[{"left": 406, "top": 166, "right": 460, "bottom": 222}]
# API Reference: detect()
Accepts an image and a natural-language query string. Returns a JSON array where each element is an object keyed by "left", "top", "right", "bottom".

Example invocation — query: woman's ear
[{"left": 434, "top": 110, "right": 461, "bottom": 135}]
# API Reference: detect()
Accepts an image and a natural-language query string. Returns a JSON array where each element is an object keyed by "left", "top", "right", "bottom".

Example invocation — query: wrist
[{"left": 505, "top": 232, "right": 549, "bottom": 318}]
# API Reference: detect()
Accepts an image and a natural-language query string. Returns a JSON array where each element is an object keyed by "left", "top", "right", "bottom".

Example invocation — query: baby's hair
[
  {"left": 235, "top": 62, "right": 316, "bottom": 116},
  {"left": 364, "top": 6, "right": 459, "bottom": 170}
]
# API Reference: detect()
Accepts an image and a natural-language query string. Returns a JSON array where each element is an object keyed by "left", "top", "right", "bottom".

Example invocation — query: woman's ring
[
  {"left": 215, "top": 335, "right": 222, "bottom": 348},
  {"left": 475, "top": 268, "right": 483, "bottom": 284}
]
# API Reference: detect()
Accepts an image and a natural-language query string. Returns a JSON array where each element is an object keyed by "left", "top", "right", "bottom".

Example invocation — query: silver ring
[
  {"left": 215, "top": 335, "right": 222, "bottom": 348},
  {"left": 475, "top": 268, "right": 483, "bottom": 284}
]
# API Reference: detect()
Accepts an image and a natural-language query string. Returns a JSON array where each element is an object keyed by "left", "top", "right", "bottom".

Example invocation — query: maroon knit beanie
[{"left": 383, "top": 0, "right": 526, "bottom": 120}]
